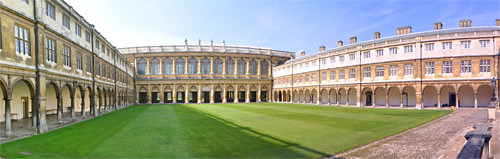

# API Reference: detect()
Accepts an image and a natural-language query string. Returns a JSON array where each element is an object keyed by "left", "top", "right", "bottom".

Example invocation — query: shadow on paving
[{"left": 183, "top": 105, "right": 330, "bottom": 158}]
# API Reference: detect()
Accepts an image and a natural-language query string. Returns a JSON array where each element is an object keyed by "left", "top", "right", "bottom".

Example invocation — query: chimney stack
[
  {"left": 434, "top": 22, "right": 443, "bottom": 30},
  {"left": 300, "top": 51, "right": 306, "bottom": 57},
  {"left": 349, "top": 36, "right": 357, "bottom": 44},
  {"left": 337, "top": 40, "right": 343, "bottom": 47},
  {"left": 496, "top": 19, "right": 500, "bottom": 26},
  {"left": 460, "top": 20, "right": 471, "bottom": 27},
  {"left": 397, "top": 26, "right": 412, "bottom": 35},
  {"left": 373, "top": 32, "right": 380, "bottom": 39},
  {"left": 319, "top": 45, "right": 325, "bottom": 51}
]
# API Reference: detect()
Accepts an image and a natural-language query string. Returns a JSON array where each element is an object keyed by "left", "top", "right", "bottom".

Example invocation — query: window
[
  {"left": 377, "top": 66, "right": 385, "bottom": 77},
  {"left": 363, "top": 51, "right": 370, "bottom": 58},
  {"left": 238, "top": 59, "right": 246, "bottom": 75},
  {"left": 248, "top": 59, "right": 257, "bottom": 75},
  {"left": 201, "top": 58, "right": 210, "bottom": 74},
  {"left": 321, "top": 59, "right": 326, "bottom": 65},
  {"left": 214, "top": 58, "right": 223, "bottom": 74},
  {"left": 103, "top": 65, "right": 107, "bottom": 77},
  {"left": 101, "top": 45, "right": 105, "bottom": 54},
  {"left": 377, "top": 49, "right": 383, "bottom": 57},
  {"left": 151, "top": 58, "right": 159, "bottom": 75},
  {"left": 442, "top": 42, "right": 452, "bottom": 50},
  {"left": 404, "top": 45, "right": 413, "bottom": 53},
  {"left": 188, "top": 58, "right": 197, "bottom": 74},
  {"left": 86, "top": 55, "right": 91, "bottom": 73},
  {"left": 480, "top": 40, "right": 490, "bottom": 48},
  {"left": 287, "top": 78, "right": 290, "bottom": 85},
  {"left": 226, "top": 58, "right": 234, "bottom": 74},
  {"left": 363, "top": 67, "right": 371, "bottom": 78},
  {"left": 96, "top": 62, "right": 100, "bottom": 75},
  {"left": 46, "top": 2, "right": 55, "bottom": 19},
  {"left": 425, "top": 62, "right": 434, "bottom": 75},
  {"left": 404, "top": 64, "right": 413, "bottom": 76},
  {"left": 299, "top": 75, "right": 303, "bottom": 83},
  {"left": 62, "top": 14, "right": 70, "bottom": 29},
  {"left": 305, "top": 75, "right": 309, "bottom": 82},
  {"left": 480, "top": 60, "right": 490, "bottom": 73},
  {"left": 390, "top": 47, "right": 397, "bottom": 54},
  {"left": 461, "top": 60, "right": 471, "bottom": 73},
  {"left": 442, "top": 61, "right": 452, "bottom": 74},
  {"left": 425, "top": 43, "right": 434, "bottom": 51},
  {"left": 305, "top": 62, "right": 309, "bottom": 68},
  {"left": 137, "top": 59, "right": 146, "bottom": 75},
  {"left": 75, "top": 24, "right": 81, "bottom": 37},
  {"left": 63, "top": 45, "right": 71, "bottom": 67},
  {"left": 461, "top": 40, "right": 471, "bottom": 49},
  {"left": 45, "top": 38, "right": 56, "bottom": 63},
  {"left": 312, "top": 74, "right": 317, "bottom": 82},
  {"left": 389, "top": 65, "right": 398, "bottom": 77},
  {"left": 349, "top": 54, "right": 355, "bottom": 60},
  {"left": 311, "top": 61, "right": 316, "bottom": 67},
  {"left": 330, "top": 57, "right": 335, "bottom": 63},
  {"left": 339, "top": 56, "right": 345, "bottom": 62},
  {"left": 163, "top": 58, "right": 172, "bottom": 74},
  {"left": 85, "top": 31, "right": 90, "bottom": 43},
  {"left": 96, "top": 40, "right": 100, "bottom": 49},
  {"left": 339, "top": 70, "right": 345, "bottom": 80},
  {"left": 322, "top": 72, "right": 327, "bottom": 81},
  {"left": 330, "top": 71, "right": 336, "bottom": 81},
  {"left": 261, "top": 60, "right": 268, "bottom": 75},
  {"left": 108, "top": 67, "right": 111, "bottom": 79},
  {"left": 14, "top": 25, "right": 30, "bottom": 55},
  {"left": 349, "top": 68, "right": 356, "bottom": 79},
  {"left": 175, "top": 58, "right": 185, "bottom": 74},
  {"left": 76, "top": 52, "right": 82, "bottom": 70}
]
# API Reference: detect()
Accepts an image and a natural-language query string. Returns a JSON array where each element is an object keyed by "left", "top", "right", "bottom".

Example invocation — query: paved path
[{"left": 335, "top": 108, "right": 488, "bottom": 159}]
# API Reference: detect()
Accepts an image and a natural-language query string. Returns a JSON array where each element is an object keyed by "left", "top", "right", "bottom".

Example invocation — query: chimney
[
  {"left": 373, "top": 32, "right": 380, "bottom": 39},
  {"left": 496, "top": 19, "right": 500, "bottom": 26},
  {"left": 349, "top": 36, "right": 357, "bottom": 44},
  {"left": 319, "top": 45, "right": 325, "bottom": 51},
  {"left": 460, "top": 20, "right": 471, "bottom": 27},
  {"left": 300, "top": 51, "right": 306, "bottom": 57},
  {"left": 337, "top": 40, "right": 343, "bottom": 47},
  {"left": 397, "top": 26, "right": 412, "bottom": 35},
  {"left": 434, "top": 22, "right": 443, "bottom": 30}
]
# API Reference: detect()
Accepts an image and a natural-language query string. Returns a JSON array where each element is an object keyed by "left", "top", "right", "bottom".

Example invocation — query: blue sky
[{"left": 65, "top": 0, "right": 499, "bottom": 56}]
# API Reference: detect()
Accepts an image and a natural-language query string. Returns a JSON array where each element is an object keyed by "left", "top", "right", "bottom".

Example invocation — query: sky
[{"left": 65, "top": 0, "right": 500, "bottom": 56}]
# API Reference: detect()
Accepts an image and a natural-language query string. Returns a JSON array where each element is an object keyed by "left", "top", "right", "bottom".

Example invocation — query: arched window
[
  {"left": 226, "top": 58, "right": 234, "bottom": 74},
  {"left": 163, "top": 58, "right": 172, "bottom": 75},
  {"left": 249, "top": 59, "right": 257, "bottom": 75},
  {"left": 261, "top": 60, "right": 268, "bottom": 75},
  {"left": 151, "top": 58, "right": 159, "bottom": 75},
  {"left": 214, "top": 58, "right": 222, "bottom": 74},
  {"left": 138, "top": 59, "right": 146, "bottom": 75},
  {"left": 176, "top": 58, "right": 185, "bottom": 74},
  {"left": 201, "top": 57, "right": 210, "bottom": 74},
  {"left": 188, "top": 58, "right": 197, "bottom": 74},
  {"left": 238, "top": 59, "right": 246, "bottom": 75}
]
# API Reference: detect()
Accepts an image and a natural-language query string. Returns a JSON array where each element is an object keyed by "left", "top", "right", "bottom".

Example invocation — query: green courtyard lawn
[{"left": 0, "top": 103, "right": 451, "bottom": 158}]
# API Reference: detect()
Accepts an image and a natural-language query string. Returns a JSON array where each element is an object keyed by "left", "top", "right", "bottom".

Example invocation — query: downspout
[
  {"left": 91, "top": 25, "right": 95, "bottom": 115},
  {"left": 420, "top": 42, "right": 423, "bottom": 109},
  {"left": 318, "top": 55, "right": 321, "bottom": 105},
  {"left": 114, "top": 49, "right": 117, "bottom": 109},
  {"left": 291, "top": 59, "right": 294, "bottom": 104},
  {"left": 359, "top": 50, "right": 362, "bottom": 107},
  {"left": 270, "top": 55, "right": 273, "bottom": 102},
  {"left": 133, "top": 53, "right": 137, "bottom": 104},
  {"left": 33, "top": 0, "right": 41, "bottom": 134}
]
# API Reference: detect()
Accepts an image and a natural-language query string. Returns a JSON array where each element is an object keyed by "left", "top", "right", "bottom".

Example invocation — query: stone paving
[{"left": 335, "top": 108, "right": 488, "bottom": 159}]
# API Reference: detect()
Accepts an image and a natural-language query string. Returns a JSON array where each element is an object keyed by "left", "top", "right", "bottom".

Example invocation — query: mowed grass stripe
[{"left": 188, "top": 103, "right": 450, "bottom": 155}]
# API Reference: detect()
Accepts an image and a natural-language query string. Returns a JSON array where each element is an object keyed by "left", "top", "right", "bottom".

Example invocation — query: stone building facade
[
  {"left": 120, "top": 42, "right": 293, "bottom": 104},
  {"left": 0, "top": 0, "right": 134, "bottom": 136},
  {"left": 273, "top": 20, "right": 500, "bottom": 109}
]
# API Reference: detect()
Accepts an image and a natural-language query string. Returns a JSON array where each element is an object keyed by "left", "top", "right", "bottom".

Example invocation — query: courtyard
[{"left": 0, "top": 103, "right": 450, "bottom": 158}]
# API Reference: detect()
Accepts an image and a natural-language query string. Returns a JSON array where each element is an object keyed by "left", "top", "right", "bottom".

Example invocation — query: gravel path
[{"left": 334, "top": 108, "right": 488, "bottom": 159}]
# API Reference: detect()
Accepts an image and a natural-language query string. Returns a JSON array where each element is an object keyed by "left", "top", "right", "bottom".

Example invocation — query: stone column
[
  {"left": 210, "top": 84, "right": 214, "bottom": 104},
  {"left": 317, "top": 90, "right": 321, "bottom": 105},
  {"left": 104, "top": 94, "right": 108, "bottom": 112},
  {"left": 81, "top": 90, "right": 86, "bottom": 118},
  {"left": 223, "top": 84, "right": 227, "bottom": 103},
  {"left": 474, "top": 93, "right": 478, "bottom": 108},
  {"left": 158, "top": 57, "right": 163, "bottom": 74},
  {"left": 184, "top": 57, "right": 188, "bottom": 74},
  {"left": 371, "top": 92, "right": 375, "bottom": 106},
  {"left": 456, "top": 93, "right": 459, "bottom": 108},
  {"left": 160, "top": 85, "right": 164, "bottom": 103},
  {"left": 345, "top": 92, "right": 349, "bottom": 106},
  {"left": 4, "top": 97, "right": 12, "bottom": 135},
  {"left": 357, "top": 90, "right": 362, "bottom": 107},
  {"left": 172, "top": 58, "right": 176, "bottom": 75},
  {"left": 437, "top": 93, "right": 441, "bottom": 109},
  {"left": 400, "top": 93, "right": 404, "bottom": 108},
  {"left": 257, "top": 84, "right": 262, "bottom": 102},
  {"left": 185, "top": 84, "right": 189, "bottom": 104},
  {"left": 197, "top": 84, "right": 201, "bottom": 104},
  {"left": 246, "top": 60, "right": 249, "bottom": 76},
  {"left": 98, "top": 95, "right": 102, "bottom": 114},
  {"left": 385, "top": 92, "right": 389, "bottom": 108},
  {"left": 147, "top": 85, "right": 152, "bottom": 104},
  {"left": 146, "top": 59, "right": 150, "bottom": 75},
  {"left": 31, "top": 97, "right": 37, "bottom": 128},
  {"left": 222, "top": 57, "right": 226, "bottom": 75},
  {"left": 234, "top": 59, "right": 238, "bottom": 75},
  {"left": 246, "top": 84, "right": 250, "bottom": 103},
  {"left": 210, "top": 57, "right": 214, "bottom": 75},
  {"left": 257, "top": 59, "right": 261, "bottom": 75},
  {"left": 57, "top": 96, "right": 62, "bottom": 123},
  {"left": 234, "top": 84, "right": 239, "bottom": 103},
  {"left": 93, "top": 94, "right": 98, "bottom": 116},
  {"left": 173, "top": 84, "right": 177, "bottom": 104}
]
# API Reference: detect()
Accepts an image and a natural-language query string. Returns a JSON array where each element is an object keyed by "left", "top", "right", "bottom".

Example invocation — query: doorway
[
  {"left": 365, "top": 92, "right": 372, "bottom": 106},
  {"left": 22, "top": 96, "right": 29, "bottom": 118},
  {"left": 189, "top": 92, "right": 197, "bottom": 103},
  {"left": 226, "top": 91, "right": 234, "bottom": 102},
  {"left": 139, "top": 92, "right": 147, "bottom": 103},
  {"left": 202, "top": 92, "right": 210, "bottom": 103},
  {"left": 164, "top": 92, "right": 172, "bottom": 103},
  {"left": 449, "top": 93, "right": 456, "bottom": 107},
  {"left": 238, "top": 91, "right": 246, "bottom": 102}
]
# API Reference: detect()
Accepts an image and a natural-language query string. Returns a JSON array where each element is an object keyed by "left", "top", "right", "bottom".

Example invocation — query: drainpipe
[
  {"left": 33, "top": 0, "right": 41, "bottom": 134},
  {"left": 420, "top": 43, "right": 423, "bottom": 110},
  {"left": 91, "top": 25, "right": 95, "bottom": 115}
]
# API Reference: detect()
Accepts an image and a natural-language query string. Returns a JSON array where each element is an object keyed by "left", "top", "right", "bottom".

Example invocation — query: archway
[
  {"left": 278, "top": 91, "right": 282, "bottom": 102},
  {"left": 477, "top": 85, "right": 493, "bottom": 107},
  {"left": 176, "top": 86, "right": 185, "bottom": 103},
  {"left": 215, "top": 86, "right": 223, "bottom": 103},
  {"left": 423, "top": 86, "right": 438, "bottom": 107},
  {"left": 189, "top": 86, "right": 198, "bottom": 103},
  {"left": 226, "top": 86, "right": 234, "bottom": 103},
  {"left": 299, "top": 90, "right": 304, "bottom": 103},
  {"left": 61, "top": 84, "right": 72, "bottom": 119},
  {"left": 374, "top": 87, "right": 386, "bottom": 106},
  {"left": 440, "top": 86, "right": 455, "bottom": 107},
  {"left": 329, "top": 89, "right": 337, "bottom": 105},
  {"left": 320, "top": 89, "right": 328, "bottom": 104},
  {"left": 338, "top": 88, "right": 347, "bottom": 104},
  {"left": 362, "top": 87, "right": 372, "bottom": 106},
  {"left": 402, "top": 86, "right": 416, "bottom": 107},
  {"left": 151, "top": 86, "right": 160, "bottom": 103},
  {"left": 458, "top": 85, "right": 474, "bottom": 107},
  {"left": 138, "top": 87, "right": 147, "bottom": 103},
  {"left": 305, "top": 90, "right": 311, "bottom": 103},
  {"left": 348, "top": 88, "right": 357, "bottom": 106},
  {"left": 311, "top": 89, "right": 318, "bottom": 104},
  {"left": 286, "top": 90, "right": 291, "bottom": 102},
  {"left": 5, "top": 79, "right": 32, "bottom": 134},
  {"left": 293, "top": 90, "right": 298, "bottom": 103},
  {"left": 164, "top": 86, "right": 173, "bottom": 103},
  {"left": 388, "top": 87, "right": 400, "bottom": 106},
  {"left": 45, "top": 82, "right": 59, "bottom": 124}
]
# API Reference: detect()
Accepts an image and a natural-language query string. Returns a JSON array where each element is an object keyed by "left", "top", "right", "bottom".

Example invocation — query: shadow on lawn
[{"left": 184, "top": 105, "right": 331, "bottom": 158}]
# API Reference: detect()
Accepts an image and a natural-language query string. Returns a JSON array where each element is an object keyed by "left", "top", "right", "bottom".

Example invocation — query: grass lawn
[{"left": 0, "top": 103, "right": 451, "bottom": 158}]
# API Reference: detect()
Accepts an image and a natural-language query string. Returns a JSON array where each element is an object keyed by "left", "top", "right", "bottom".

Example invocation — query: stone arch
[
  {"left": 402, "top": 86, "right": 416, "bottom": 107},
  {"left": 477, "top": 85, "right": 493, "bottom": 107},
  {"left": 286, "top": 90, "right": 291, "bottom": 102},
  {"left": 293, "top": 90, "right": 298, "bottom": 103},
  {"left": 320, "top": 89, "right": 328, "bottom": 104},
  {"left": 60, "top": 83, "right": 73, "bottom": 115},
  {"left": 440, "top": 85, "right": 456, "bottom": 107},
  {"left": 329, "top": 88, "right": 337, "bottom": 104},
  {"left": 388, "top": 87, "right": 400, "bottom": 106},
  {"left": 299, "top": 89, "right": 304, "bottom": 103},
  {"left": 361, "top": 87, "right": 372, "bottom": 106},
  {"left": 423, "top": 86, "right": 438, "bottom": 107},
  {"left": 374, "top": 87, "right": 386, "bottom": 106},
  {"left": 5, "top": 78, "right": 33, "bottom": 125},
  {"left": 458, "top": 85, "right": 474, "bottom": 107},
  {"left": 311, "top": 89, "right": 318, "bottom": 104},
  {"left": 305, "top": 89, "right": 311, "bottom": 103},
  {"left": 338, "top": 88, "right": 347, "bottom": 104},
  {"left": 45, "top": 82, "right": 60, "bottom": 117},
  {"left": 348, "top": 88, "right": 357, "bottom": 105}
]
